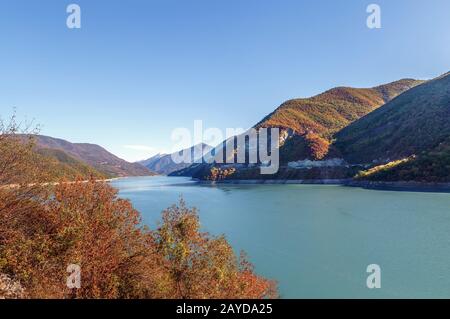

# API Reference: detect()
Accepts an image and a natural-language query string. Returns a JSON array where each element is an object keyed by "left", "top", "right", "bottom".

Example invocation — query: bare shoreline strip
[
  {"left": 195, "top": 178, "right": 450, "bottom": 192},
  {"left": 0, "top": 178, "right": 119, "bottom": 190}
]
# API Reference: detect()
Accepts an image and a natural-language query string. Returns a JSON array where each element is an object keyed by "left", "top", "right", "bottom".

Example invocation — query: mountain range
[
  {"left": 335, "top": 72, "right": 450, "bottom": 163},
  {"left": 255, "top": 78, "right": 424, "bottom": 163},
  {"left": 138, "top": 143, "right": 212, "bottom": 175},
  {"left": 14, "top": 71, "right": 450, "bottom": 184},
  {"left": 336, "top": 71, "right": 450, "bottom": 182},
  {"left": 171, "top": 72, "right": 450, "bottom": 183},
  {"left": 23, "top": 135, "right": 155, "bottom": 179}
]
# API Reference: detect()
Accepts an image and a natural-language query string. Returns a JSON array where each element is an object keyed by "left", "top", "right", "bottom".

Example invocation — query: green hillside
[
  {"left": 335, "top": 72, "right": 450, "bottom": 164},
  {"left": 257, "top": 79, "right": 424, "bottom": 160},
  {"left": 34, "top": 148, "right": 110, "bottom": 181},
  {"left": 23, "top": 135, "right": 155, "bottom": 177},
  {"left": 173, "top": 78, "right": 423, "bottom": 180},
  {"left": 355, "top": 138, "right": 450, "bottom": 183}
]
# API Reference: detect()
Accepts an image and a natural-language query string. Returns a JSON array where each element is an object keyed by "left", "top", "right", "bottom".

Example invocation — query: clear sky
[{"left": 1, "top": 0, "right": 449, "bottom": 161}]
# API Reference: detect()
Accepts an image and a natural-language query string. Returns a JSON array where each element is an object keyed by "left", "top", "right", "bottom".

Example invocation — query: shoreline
[
  {"left": 107, "top": 176, "right": 450, "bottom": 192},
  {"left": 344, "top": 180, "right": 450, "bottom": 192},
  {"left": 1, "top": 178, "right": 119, "bottom": 190},
  {"left": 195, "top": 178, "right": 450, "bottom": 192},
  {"left": 197, "top": 178, "right": 350, "bottom": 185}
]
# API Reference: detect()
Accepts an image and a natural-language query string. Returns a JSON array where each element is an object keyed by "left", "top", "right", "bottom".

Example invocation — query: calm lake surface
[{"left": 111, "top": 176, "right": 450, "bottom": 298}]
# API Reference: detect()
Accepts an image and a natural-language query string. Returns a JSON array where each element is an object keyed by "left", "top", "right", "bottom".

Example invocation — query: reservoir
[{"left": 111, "top": 176, "right": 450, "bottom": 298}]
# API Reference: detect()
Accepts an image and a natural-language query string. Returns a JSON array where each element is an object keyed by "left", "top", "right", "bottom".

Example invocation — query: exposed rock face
[{"left": 288, "top": 158, "right": 346, "bottom": 169}]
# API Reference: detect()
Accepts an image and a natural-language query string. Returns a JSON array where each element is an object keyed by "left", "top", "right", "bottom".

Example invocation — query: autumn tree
[
  {"left": 0, "top": 112, "right": 277, "bottom": 299},
  {"left": 154, "top": 199, "right": 277, "bottom": 299},
  {"left": 0, "top": 113, "right": 54, "bottom": 298},
  {"left": 0, "top": 113, "right": 50, "bottom": 226},
  {"left": 47, "top": 179, "right": 163, "bottom": 298},
  {"left": 0, "top": 112, "right": 46, "bottom": 186},
  {"left": 2, "top": 180, "right": 277, "bottom": 299}
]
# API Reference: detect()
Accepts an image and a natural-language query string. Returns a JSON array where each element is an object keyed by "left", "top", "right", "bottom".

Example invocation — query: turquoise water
[{"left": 111, "top": 176, "right": 450, "bottom": 298}]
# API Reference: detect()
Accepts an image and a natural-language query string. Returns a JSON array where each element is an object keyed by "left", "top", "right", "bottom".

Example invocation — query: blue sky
[{"left": 1, "top": 0, "right": 449, "bottom": 161}]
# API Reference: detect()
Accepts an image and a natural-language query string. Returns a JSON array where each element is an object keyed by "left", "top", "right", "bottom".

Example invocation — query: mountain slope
[
  {"left": 354, "top": 137, "right": 450, "bottom": 183},
  {"left": 256, "top": 78, "right": 424, "bottom": 161},
  {"left": 27, "top": 135, "right": 155, "bottom": 177},
  {"left": 139, "top": 143, "right": 212, "bottom": 175},
  {"left": 34, "top": 147, "right": 109, "bottom": 180},
  {"left": 173, "top": 78, "right": 423, "bottom": 180},
  {"left": 335, "top": 72, "right": 450, "bottom": 164}
]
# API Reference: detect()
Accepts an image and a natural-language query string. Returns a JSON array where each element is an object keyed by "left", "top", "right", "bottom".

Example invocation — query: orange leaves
[
  {"left": 153, "top": 200, "right": 278, "bottom": 299},
  {"left": 304, "top": 132, "right": 330, "bottom": 160},
  {"left": 1, "top": 179, "right": 277, "bottom": 299},
  {"left": 0, "top": 178, "right": 155, "bottom": 298},
  {"left": 48, "top": 180, "right": 150, "bottom": 299},
  {"left": 0, "top": 114, "right": 277, "bottom": 299}
]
